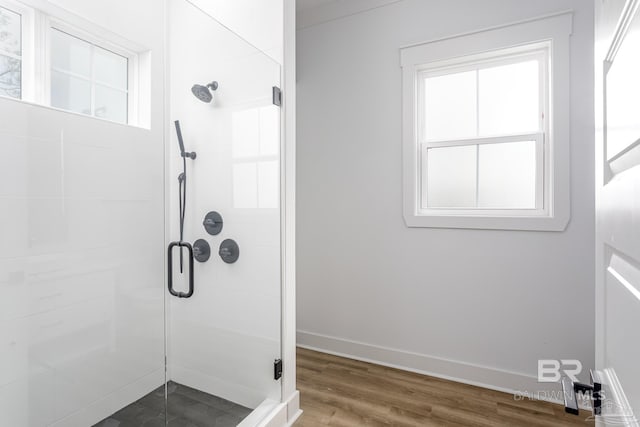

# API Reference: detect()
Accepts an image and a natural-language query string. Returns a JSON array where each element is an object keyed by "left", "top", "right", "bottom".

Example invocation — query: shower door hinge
[
  {"left": 274, "top": 358, "right": 283, "bottom": 380},
  {"left": 272, "top": 86, "right": 282, "bottom": 107}
]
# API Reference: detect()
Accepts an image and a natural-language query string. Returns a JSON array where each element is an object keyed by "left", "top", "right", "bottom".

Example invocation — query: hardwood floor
[{"left": 295, "top": 347, "right": 591, "bottom": 426}]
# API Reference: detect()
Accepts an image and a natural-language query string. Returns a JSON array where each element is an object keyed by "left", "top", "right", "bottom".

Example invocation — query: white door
[{"left": 595, "top": 0, "right": 640, "bottom": 425}]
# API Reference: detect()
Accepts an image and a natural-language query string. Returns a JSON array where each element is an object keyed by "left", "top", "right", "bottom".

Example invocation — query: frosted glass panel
[
  {"left": 94, "top": 47, "right": 127, "bottom": 89},
  {"left": 0, "top": 55, "right": 20, "bottom": 98},
  {"left": 51, "top": 29, "right": 91, "bottom": 78},
  {"left": 51, "top": 70, "right": 91, "bottom": 115},
  {"left": 479, "top": 60, "right": 540, "bottom": 136},
  {"left": 424, "top": 71, "right": 476, "bottom": 141},
  {"left": 51, "top": 30, "right": 128, "bottom": 123},
  {"left": 0, "top": 6, "right": 21, "bottom": 56},
  {"left": 95, "top": 84, "right": 127, "bottom": 123},
  {"left": 425, "top": 145, "right": 477, "bottom": 208},
  {"left": 478, "top": 141, "right": 536, "bottom": 208}
]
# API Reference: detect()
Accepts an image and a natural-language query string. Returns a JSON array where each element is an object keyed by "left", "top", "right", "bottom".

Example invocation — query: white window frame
[
  {"left": 400, "top": 12, "right": 572, "bottom": 231},
  {"left": 44, "top": 18, "right": 138, "bottom": 124},
  {"left": 0, "top": 0, "right": 142, "bottom": 126}
]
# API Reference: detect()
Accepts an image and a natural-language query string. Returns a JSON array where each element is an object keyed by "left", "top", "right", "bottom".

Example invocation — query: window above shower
[
  {"left": 50, "top": 28, "right": 129, "bottom": 123},
  {"left": 0, "top": 0, "right": 145, "bottom": 126}
]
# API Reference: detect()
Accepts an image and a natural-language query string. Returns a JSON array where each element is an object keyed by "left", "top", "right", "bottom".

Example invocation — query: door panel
[
  {"left": 166, "top": 0, "right": 283, "bottom": 425},
  {"left": 596, "top": 0, "right": 640, "bottom": 424},
  {"left": 605, "top": 253, "right": 640, "bottom": 409}
]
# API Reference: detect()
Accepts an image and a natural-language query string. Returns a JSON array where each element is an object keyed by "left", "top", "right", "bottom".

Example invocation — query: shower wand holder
[{"left": 181, "top": 151, "right": 197, "bottom": 160}]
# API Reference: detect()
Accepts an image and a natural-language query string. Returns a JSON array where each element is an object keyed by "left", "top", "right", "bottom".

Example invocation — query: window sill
[{"left": 403, "top": 211, "right": 570, "bottom": 231}]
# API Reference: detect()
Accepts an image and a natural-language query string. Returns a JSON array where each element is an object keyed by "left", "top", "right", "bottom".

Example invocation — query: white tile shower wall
[
  {"left": 168, "top": 0, "right": 282, "bottom": 410},
  {"left": 0, "top": 0, "right": 166, "bottom": 425}
]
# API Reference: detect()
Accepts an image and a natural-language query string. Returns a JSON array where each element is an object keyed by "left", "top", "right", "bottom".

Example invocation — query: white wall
[
  {"left": 168, "top": 0, "right": 283, "bottom": 410},
  {"left": 0, "top": 0, "right": 166, "bottom": 425},
  {"left": 296, "top": 0, "right": 402, "bottom": 29},
  {"left": 296, "top": 0, "right": 595, "bottom": 397}
]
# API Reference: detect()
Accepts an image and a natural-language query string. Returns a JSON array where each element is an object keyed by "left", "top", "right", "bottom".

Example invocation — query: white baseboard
[
  {"left": 285, "top": 390, "right": 302, "bottom": 426},
  {"left": 287, "top": 410, "right": 303, "bottom": 427},
  {"left": 239, "top": 398, "right": 281, "bottom": 427},
  {"left": 297, "top": 330, "right": 574, "bottom": 407},
  {"left": 252, "top": 391, "right": 301, "bottom": 427}
]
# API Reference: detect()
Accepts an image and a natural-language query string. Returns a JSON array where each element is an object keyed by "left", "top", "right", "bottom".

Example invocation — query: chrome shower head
[{"left": 191, "top": 81, "right": 218, "bottom": 103}]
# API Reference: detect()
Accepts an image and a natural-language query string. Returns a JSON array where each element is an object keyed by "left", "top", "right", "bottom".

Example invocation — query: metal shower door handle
[{"left": 168, "top": 241, "right": 194, "bottom": 298}]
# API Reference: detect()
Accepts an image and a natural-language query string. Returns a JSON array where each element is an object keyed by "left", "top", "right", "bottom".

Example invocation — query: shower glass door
[{"left": 166, "top": 0, "right": 283, "bottom": 425}]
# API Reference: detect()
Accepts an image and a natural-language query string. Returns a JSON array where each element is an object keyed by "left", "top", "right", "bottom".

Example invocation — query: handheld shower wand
[{"left": 174, "top": 120, "right": 196, "bottom": 159}]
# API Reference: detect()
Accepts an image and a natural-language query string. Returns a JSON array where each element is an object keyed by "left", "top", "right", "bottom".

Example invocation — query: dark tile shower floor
[{"left": 94, "top": 381, "right": 252, "bottom": 427}]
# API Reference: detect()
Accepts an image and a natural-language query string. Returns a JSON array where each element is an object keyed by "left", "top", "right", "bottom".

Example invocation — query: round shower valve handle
[
  {"left": 193, "top": 239, "right": 211, "bottom": 263},
  {"left": 219, "top": 239, "right": 239, "bottom": 264},
  {"left": 203, "top": 211, "right": 223, "bottom": 235}
]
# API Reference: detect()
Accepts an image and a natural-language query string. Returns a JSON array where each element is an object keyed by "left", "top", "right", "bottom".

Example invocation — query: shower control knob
[
  {"left": 193, "top": 239, "right": 211, "bottom": 262},
  {"left": 203, "top": 211, "right": 223, "bottom": 235},
  {"left": 219, "top": 239, "right": 239, "bottom": 264}
]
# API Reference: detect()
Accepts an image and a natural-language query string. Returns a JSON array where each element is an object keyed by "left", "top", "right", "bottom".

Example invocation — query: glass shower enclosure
[
  {"left": 165, "top": 0, "right": 282, "bottom": 424},
  {"left": 0, "top": 0, "right": 283, "bottom": 425}
]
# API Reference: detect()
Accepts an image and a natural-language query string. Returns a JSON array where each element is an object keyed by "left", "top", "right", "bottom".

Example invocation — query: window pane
[
  {"left": 0, "top": 54, "right": 20, "bottom": 98},
  {"left": 95, "top": 84, "right": 127, "bottom": 123},
  {"left": 477, "top": 141, "right": 536, "bottom": 209},
  {"left": 0, "top": 6, "right": 21, "bottom": 56},
  {"left": 94, "top": 46, "right": 127, "bottom": 89},
  {"left": 51, "top": 70, "right": 91, "bottom": 115},
  {"left": 51, "top": 29, "right": 91, "bottom": 78},
  {"left": 424, "top": 71, "right": 477, "bottom": 141},
  {"left": 479, "top": 60, "right": 540, "bottom": 136},
  {"left": 424, "top": 145, "right": 477, "bottom": 208}
]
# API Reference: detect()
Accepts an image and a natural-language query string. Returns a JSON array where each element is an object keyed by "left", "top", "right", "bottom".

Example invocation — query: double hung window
[{"left": 400, "top": 13, "right": 572, "bottom": 230}]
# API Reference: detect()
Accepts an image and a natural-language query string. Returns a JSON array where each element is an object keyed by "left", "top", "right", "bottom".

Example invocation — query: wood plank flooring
[{"left": 295, "top": 347, "right": 591, "bottom": 426}]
